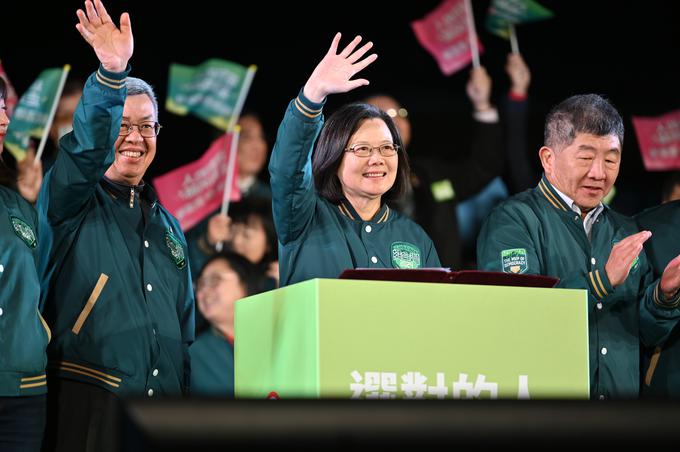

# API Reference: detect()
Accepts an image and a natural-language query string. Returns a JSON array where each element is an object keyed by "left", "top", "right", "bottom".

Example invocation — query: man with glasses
[{"left": 37, "top": 2, "right": 193, "bottom": 450}]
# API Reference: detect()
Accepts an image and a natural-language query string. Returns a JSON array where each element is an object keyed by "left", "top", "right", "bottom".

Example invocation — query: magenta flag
[
  {"left": 632, "top": 109, "right": 680, "bottom": 171},
  {"left": 411, "top": 0, "right": 484, "bottom": 76},
  {"left": 153, "top": 133, "right": 241, "bottom": 231}
]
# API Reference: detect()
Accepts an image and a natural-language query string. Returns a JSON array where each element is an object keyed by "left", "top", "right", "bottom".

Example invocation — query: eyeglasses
[
  {"left": 345, "top": 143, "right": 400, "bottom": 158},
  {"left": 196, "top": 273, "right": 238, "bottom": 291},
  {"left": 119, "top": 121, "right": 162, "bottom": 138}
]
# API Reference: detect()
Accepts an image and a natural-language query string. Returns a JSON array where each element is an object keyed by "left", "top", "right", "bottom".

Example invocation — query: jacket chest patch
[
  {"left": 502, "top": 248, "right": 528, "bottom": 274},
  {"left": 10, "top": 216, "right": 37, "bottom": 249},
  {"left": 391, "top": 242, "right": 421, "bottom": 269},
  {"left": 165, "top": 229, "right": 186, "bottom": 269}
]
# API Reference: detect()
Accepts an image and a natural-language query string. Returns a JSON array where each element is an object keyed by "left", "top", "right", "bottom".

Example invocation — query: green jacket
[
  {"left": 37, "top": 66, "right": 194, "bottom": 397},
  {"left": 477, "top": 176, "right": 680, "bottom": 399},
  {"left": 0, "top": 186, "right": 50, "bottom": 396},
  {"left": 189, "top": 329, "right": 234, "bottom": 397},
  {"left": 269, "top": 91, "right": 441, "bottom": 287},
  {"left": 635, "top": 200, "right": 680, "bottom": 396}
]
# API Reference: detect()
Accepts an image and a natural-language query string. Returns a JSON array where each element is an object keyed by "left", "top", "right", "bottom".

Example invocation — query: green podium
[{"left": 235, "top": 279, "right": 589, "bottom": 399}]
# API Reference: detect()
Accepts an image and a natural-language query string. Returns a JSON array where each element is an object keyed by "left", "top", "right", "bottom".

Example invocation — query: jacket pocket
[{"left": 72, "top": 273, "right": 109, "bottom": 335}]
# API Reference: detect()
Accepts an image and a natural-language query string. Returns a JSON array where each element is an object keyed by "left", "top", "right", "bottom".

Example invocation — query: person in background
[
  {"left": 364, "top": 64, "right": 502, "bottom": 269},
  {"left": 190, "top": 252, "right": 263, "bottom": 397},
  {"left": 185, "top": 112, "right": 271, "bottom": 272}
]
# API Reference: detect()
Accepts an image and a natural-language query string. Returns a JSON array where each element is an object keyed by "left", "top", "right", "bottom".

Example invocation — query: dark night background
[{"left": 3, "top": 0, "right": 680, "bottom": 214}]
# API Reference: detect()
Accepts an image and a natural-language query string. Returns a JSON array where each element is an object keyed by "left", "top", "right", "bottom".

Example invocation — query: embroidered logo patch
[
  {"left": 501, "top": 248, "right": 528, "bottom": 274},
  {"left": 391, "top": 242, "right": 421, "bottom": 269},
  {"left": 11, "top": 216, "right": 37, "bottom": 249},
  {"left": 165, "top": 229, "right": 186, "bottom": 269}
]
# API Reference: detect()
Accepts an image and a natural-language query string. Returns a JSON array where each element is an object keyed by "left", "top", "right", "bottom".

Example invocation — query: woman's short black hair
[
  {"left": 0, "top": 76, "right": 7, "bottom": 101},
  {"left": 312, "top": 103, "right": 411, "bottom": 205}
]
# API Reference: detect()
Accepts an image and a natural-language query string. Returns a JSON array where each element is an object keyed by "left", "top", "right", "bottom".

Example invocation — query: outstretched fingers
[
  {"left": 347, "top": 41, "right": 374, "bottom": 64},
  {"left": 351, "top": 52, "right": 378, "bottom": 74},
  {"left": 339, "top": 35, "right": 363, "bottom": 58}
]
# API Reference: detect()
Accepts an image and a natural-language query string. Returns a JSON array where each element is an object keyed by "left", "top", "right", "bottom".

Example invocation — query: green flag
[
  {"left": 486, "top": 0, "right": 554, "bottom": 39},
  {"left": 166, "top": 59, "right": 256, "bottom": 131},
  {"left": 5, "top": 66, "right": 69, "bottom": 161}
]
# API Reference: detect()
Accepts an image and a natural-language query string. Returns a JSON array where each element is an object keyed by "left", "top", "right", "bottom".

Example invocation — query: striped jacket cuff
[
  {"left": 653, "top": 282, "right": 680, "bottom": 309},
  {"left": 95, "top": 64, "right": 131, "bottom": 90},
  {"left": 293, "top": 87, "right": 325, "bottom": 119},
  {"left": 587, "top": 267, "right": 612, "bottom": 300}
]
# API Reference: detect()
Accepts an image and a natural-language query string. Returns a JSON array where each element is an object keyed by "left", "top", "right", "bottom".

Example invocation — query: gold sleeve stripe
[
  {"left": 595, "top": 269, "right": 608, "bottom": 297},
  {"left": 589, "top": 271, "right": 604, "bottom": 299},
  {"left": 96, "top": 72, "right": 126, "bottom": 90},
  {"left": 96, "top": 70, "right": 126, "bottom": 85},
  {"left": 294, "top": 98, "right": 322, "bottom": 118},
  {"left": 294, "top": 97, "right": 323, "bottom": 114}
]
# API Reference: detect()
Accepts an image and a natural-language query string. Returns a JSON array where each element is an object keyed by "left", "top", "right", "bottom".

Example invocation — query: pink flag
[
  {"left": 411, "top": 0, "right": 484, "bottom": 76},
  {"left": 153, "top": 133, "right": 241, "bottom": 231},
  {"left": 0, "top": 60, "right": 19, "bottom": 117},
  {"left": 632, "top": 109, "right": 680, "bottom": 171}
]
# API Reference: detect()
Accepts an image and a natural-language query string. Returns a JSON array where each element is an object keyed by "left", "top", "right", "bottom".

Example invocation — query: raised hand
[
  {"left": 605, "top": 230, "right": 651, "bottom": 287},
  {"left": 660, "top": 254, "right": 680, "bottom": 300},
  {"left": 303, "top": 33, "right": 378, "bottom": 103},
  {"left": 466, "top": 66, "right": 492, "bottom": 112},
  {"left": 16, "top": 146, "right": 43, "bottom": 204},
  {"left": 75, "top": 0, "right": 133, "bottom": 73},
  {"left": 206, "top": 213, "right": 232, "bottom": 247},
  {"left": 506, "top": 53, "right": 531, "bottom": 97}
]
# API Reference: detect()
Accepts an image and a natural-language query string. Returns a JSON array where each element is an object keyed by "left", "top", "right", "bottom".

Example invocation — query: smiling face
[
  {"left": 105, "top": 94, "right": 157, "bottom": 186},
  {"left": 541, "top": 132, "right": 621, "bottom": 212},
  {"left": 195, "top": 259, "right": 246, "bottom": 329},
  {"left": 336, "top": 118, "right": 398, "bottom": 205}
]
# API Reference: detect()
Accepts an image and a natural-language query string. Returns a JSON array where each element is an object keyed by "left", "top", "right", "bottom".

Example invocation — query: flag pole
[
  {"left": 464, "top": 0, "right": 480, "bottom": 68},
  {"left": 509, "top": 23, "right": 520, "bottom": 54},
  {"left": 216, "top": 125, "right": 241, "bottom": 252},
  {"left": 35, "top": 64, "right": 71, "bottom": 164},
  {"left": 226, "top": 65, "right": 257, "bottom": 131},
  {"left": 215, "top": 64, "right": 256, "bottom": 251}
]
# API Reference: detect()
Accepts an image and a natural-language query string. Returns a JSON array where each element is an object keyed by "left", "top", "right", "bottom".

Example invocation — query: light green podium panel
[{"left": 235, "top": 279, "right": 589, "bottom": 399}]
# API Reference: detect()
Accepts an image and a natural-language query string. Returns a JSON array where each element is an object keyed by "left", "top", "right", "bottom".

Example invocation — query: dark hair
[
  {"left": 198, "top": 251, "right": 263, "bottom": 298},
  {"left": 312, "top": 103, "right": 410, "bottom": 205},
  {"left": 0, "top": 75, "right": 6, "bottom": 101},
  {"left": 544, "top": 94, "right": 624, "bottom": 151},
  {"left": 661, "top": 171, "right": 680, "bottom": 203},
  {"left": 229, "top": 199, "right": 278, "bottom": 264}
]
